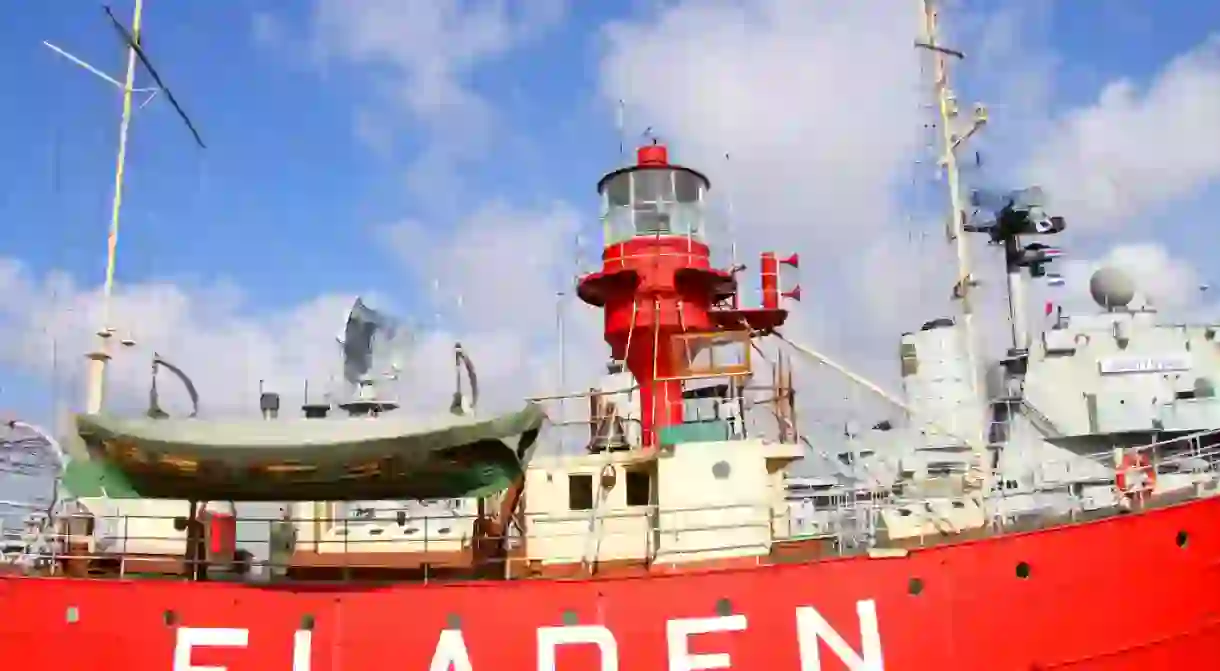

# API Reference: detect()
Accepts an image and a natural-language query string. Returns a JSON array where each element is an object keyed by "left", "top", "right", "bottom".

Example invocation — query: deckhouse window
[
  {"left": 626, "top": 469, "right": 651, "bottom": 507},
  {"left": 568, "top": 473, "right": 593, "bottom": 511}
]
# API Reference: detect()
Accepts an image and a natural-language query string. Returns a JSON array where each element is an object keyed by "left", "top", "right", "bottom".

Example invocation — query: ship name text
[
  {"left": 172, "top": 599, "right": 883, "bottom": 671},
  {"left": 1098, "top": 355, "right": 1191, "bottom": 375}
]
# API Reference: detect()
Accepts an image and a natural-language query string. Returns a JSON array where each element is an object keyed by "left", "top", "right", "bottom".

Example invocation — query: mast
[
  {"left": 84, "top": 0, "right": 144, "bottom": 414},
  {"left": 917, "top": 0, "right": 990, "bottom": 487},
  {"left": 45, "top": 0, "right": 204, "bottom": 414}
]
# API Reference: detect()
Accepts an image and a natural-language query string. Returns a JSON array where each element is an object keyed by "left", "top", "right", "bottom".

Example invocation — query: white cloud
[
  {"left": 0, "top": 258, "right": 354, "bottom": 418},
  {"left": 600, "top": 0, "right": 924, "bottom": 251},
  {"left": 306, "top": 0, "right": 568, "bottom": 197},
  {"left": 1053, "top": 242, "right": 1206, "bottom": 314},
  {"left": 1023, "top": 36, "right": 1220, "bottom": 231},
  {"left": 311, "top": 0, "right": 564, "bottom": 119},
  {"left": 379, "top": 201, "right": 606, "bottom": 415}
]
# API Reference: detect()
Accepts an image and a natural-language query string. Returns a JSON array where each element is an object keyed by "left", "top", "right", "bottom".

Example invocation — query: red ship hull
[{"left": 3, "top": 497, "right": 1217, "bottom": 670}]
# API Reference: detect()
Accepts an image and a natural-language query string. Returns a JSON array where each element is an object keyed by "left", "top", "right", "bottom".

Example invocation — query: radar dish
[
  {"left": 1089, "top": 266, "right": 1135, "bottom": 309},
  {"left": 338, "top": 298, "right": 412, "bottom": 386}
]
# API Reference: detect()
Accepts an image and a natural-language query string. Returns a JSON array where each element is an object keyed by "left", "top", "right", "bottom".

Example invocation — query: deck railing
[{"left": 1, "top": 425, "right": 1217, "bottom": 583}]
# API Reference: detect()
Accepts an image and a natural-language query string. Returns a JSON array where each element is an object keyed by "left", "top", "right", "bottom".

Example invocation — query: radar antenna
[
  {"left": 339, "top": 298, "right": 409, "bottom": 387},
  {"left": 337, "top": 298, "right": 411, "bottom": 415},
  {"left": 44, "top": 0, "right": 206, "bottom": 413}
]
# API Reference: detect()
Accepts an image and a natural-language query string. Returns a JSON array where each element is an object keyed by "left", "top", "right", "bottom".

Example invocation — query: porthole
[
  {"left": 562, "top": 609, "right": 579, "bottom": 625},
  {"left": 1015, "top": 562, "right": 1031, "bottom": 579},
  {"left": 300, "top": 615, "right": 315, "bottom": 631},
  {"left": 712, "top": 461, "right": 732, "bottom": 480},
  {"left": 1176, "top": 530, "right": 1189, "bottom": 548},
  {"left": 163, "top": 610, "right": 177, "bottom": 626},
  {"left": 715, "top": 598, "right": 733, "bottom": 616},
  {"left": 907, "top": 577, "right": 924, "bottom": 596}
]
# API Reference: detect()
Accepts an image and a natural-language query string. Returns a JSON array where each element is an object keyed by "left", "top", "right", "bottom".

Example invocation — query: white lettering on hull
[
  {"left": 796, "top": 600, "right": 884, "bottom": 671},
  {"left": 170, "top": 599, "right": 883, "bottom": 671},
  {"left": 293, "top": 630, "right": 313, "bottom": 671},
  {"left": 429, "top": 629, "right": 474, "bottom": 671},
  {"left": 538, "top": 625, "right": 620, "bottom": 671},
  {"left": 667, "top": 615, "right": 748, "bottom": 671},
  {"left": 173, "top": 627, "right": 250, "bottom": 671},
  {"left": 171, "top": 627, "right": 312, "bottom": 671}
]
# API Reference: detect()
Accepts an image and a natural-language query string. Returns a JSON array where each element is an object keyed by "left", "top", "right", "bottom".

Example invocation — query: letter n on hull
[{"left": 796, "top": 600, "right": 884, "bottom": 671}]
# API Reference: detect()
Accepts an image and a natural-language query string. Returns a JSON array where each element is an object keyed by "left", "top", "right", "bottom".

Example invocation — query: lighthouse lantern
[{"left": 598, "top": 146, "right": 710, "bottom": 245}]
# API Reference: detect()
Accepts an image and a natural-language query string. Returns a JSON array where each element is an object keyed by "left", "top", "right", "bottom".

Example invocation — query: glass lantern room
[{"left": 599, "top": 166, "right": 709, "bottom": 245}]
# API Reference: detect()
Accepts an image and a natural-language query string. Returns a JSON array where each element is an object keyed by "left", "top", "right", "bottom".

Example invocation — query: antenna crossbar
[
  {"left": 103, "top": 5, "right": 205, "bottom": 149},
  {"left": 41, "top": 42, "right": 127, "bottom": 89},
  {"left": 914, "top": 41, "right": 965, "bottom": 60}
]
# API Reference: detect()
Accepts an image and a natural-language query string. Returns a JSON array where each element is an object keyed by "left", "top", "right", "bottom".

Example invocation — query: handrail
[
  {"left": 2, "top": 405, "right": 1218, "bottom": 575},
  {"left": 5, "top": 431, "right": 1217, "bottom": 578}
]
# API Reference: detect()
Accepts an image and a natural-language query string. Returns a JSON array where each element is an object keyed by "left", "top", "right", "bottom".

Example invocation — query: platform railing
[
  {"left": 790, "top": 429, "right": 1220, "bottom": 541},
  {"left": 11, "top": 430, "right": 1217, "bottom": 581},
  {"left": 3, "top": 426, "right": 1218, "bottom": 580},
  {"left": 1, "top": 498, "right": 787, "bottom": 581}
]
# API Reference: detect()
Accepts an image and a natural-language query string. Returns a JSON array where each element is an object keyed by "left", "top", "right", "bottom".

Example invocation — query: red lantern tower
[{"left": 577, "top": 142, "right": 797, "bottom": 447}]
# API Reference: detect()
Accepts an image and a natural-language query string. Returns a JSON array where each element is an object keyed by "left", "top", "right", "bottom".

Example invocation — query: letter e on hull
[{"left": 666, "top": 615, "right": 748, "bottom": 671}]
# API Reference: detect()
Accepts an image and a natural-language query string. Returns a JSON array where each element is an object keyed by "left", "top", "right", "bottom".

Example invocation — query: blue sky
[{"left": 1, "top": 0, "right": 1219, "bottom": 425}]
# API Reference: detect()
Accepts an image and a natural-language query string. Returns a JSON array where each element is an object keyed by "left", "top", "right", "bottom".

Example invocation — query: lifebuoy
[{"left": 1115, "top": 452, "right": 1156, "bottom": 503}]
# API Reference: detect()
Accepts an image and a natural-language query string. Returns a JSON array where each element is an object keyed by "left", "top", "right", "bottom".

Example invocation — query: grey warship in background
[{"left": 789, "top": 187, "right": 1219, "bottom": 543}]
